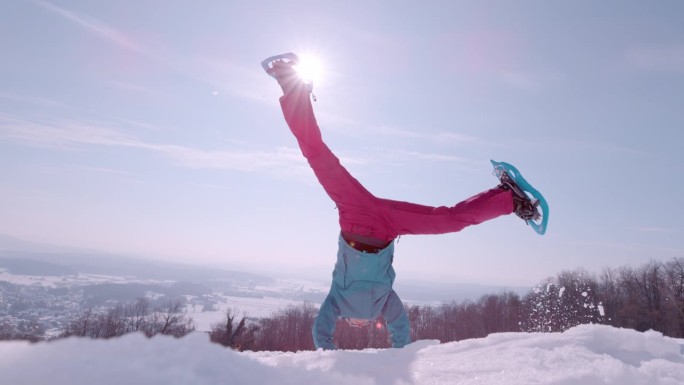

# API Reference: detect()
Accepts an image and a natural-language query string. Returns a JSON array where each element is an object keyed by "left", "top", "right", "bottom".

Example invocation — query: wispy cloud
[
  {"left": 386, "top": 149, "right": 469, "bottom": 164},
  {"left": 371, "top": 124, "right": 483, "bottom": 144},
  {"left": 318, "top": 113, "right": 495, "bottom": 147},
  {"left": 74, "top": 166, "right": 138, "bottom": 177},
  {"left": 34, "top": 0, "right": 154, "bottom": 59},
  {"left": 498, "top": 70, "right": 543, "bottom": 92},
  {"left": 0, "top": 113, "right": 133, "bottom": 149},
  {"left": 631, "top": 226, "right": 679, "bottom": 234},
  {"left": 313, "top": 112, "right": 492, "bottom": 171},
  {"left": 530, "top": 137, "right": 649, "bottom": 158},
  {"left": 147, "top": 144, "right": 307, "bottom": 172},
  {"left": 1, "top": 109, "right": 484, "bottom": 182},
  {"left": 0, "top": 93, "right": 71, "bottom": 109},
  {"left": 32, "top": 1, "right": 263, "bottom": 101},
  {"left": 387, "top": 149, "right": 480, "bottom": 173},
  {"left": 0, "top": 112, "right": 308, "bottom": 174},
  {"left": 565, "top": 237, "right": 683, "bottom": 255},
  {"left": 101, "top": 80, "right": 173, "bottom": 101},
  {"left": 625, "top": 44, "right": 684, "bottom": 73}
]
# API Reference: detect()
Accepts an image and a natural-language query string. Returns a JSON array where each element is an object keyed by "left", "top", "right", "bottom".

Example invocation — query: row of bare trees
[
  {"left": 600, "top": 258, "right": 684, "bottom": 336},
  {"left": 60, "top": 297, "right": 195, "bottom": 339},
  {"left": 0, "top": 298, "right": 195, "bottom": 342},
  {"left": 210, "top": 257, "right": 684, "bottom": 351},
  {"left": 0, "top": 318, "right": 45, "bottom": 342},
  {"left": 209, "top": 304, "right": 391, "bottom": 351},
  {"left": 3, "top": 257, "right": 683, "bottom": 350},
  {"left": 209, "top": 304, "right": 316, "bottom": 351}
]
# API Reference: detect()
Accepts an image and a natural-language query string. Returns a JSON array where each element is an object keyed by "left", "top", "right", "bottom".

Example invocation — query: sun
[{"left": 293, "top": 54, "right": 324, "bottom": 86}]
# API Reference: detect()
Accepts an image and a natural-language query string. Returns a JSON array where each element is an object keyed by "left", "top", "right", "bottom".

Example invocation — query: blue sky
[{"left": 1, "top": 1, "right": 683, "bottom": 286}]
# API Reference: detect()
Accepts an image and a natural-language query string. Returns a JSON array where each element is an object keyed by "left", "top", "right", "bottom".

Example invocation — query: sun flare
[{"left": 293, "top": 54, "right": 324, "bottom": 85}]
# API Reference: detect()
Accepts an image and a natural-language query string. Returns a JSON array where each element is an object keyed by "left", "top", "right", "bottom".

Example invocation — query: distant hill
[
  {"left": 395, "top": 280, "right": 529, "bottom": 303},
  {"left": 0, "top": 257, "right": 77, "bottom": 276},
  {"left": 0, "top": 234, "right": 272, "bottom": 285},
  {"left": 0, "top": 234, "right": 92, "bottom": 254},
  {"left": 0, "top": 234, "right": 529, "bottom": 303},
  {"left": 0, "top": 249, "right": 272, "bottom": 285}
]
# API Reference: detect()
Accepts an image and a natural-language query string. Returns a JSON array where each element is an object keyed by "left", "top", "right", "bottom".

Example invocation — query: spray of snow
[{"left": 598, "top": 304, "right": 606, "bottom": 317}]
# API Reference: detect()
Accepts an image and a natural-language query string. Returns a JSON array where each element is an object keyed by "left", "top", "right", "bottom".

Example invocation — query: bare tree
[
  {"left": 16, "top": 319, "right": 46, "bottom": 342},
  {"left": 408, "top": 304, "right": 440, "bottom": 341},
  {"left": 480, "top": 292, "right": 522, "bottom": 334},
  {"left": 61, "top": 298, "right": 194, "bottom": 339},
  {"left": 437, "top": 301, "right": 461, "bottom": 342},
  {"left": 102, "top": 305, "right": 127, "bottom": 338},
  {"left": 0, "top": 318, "right": 16, "bottom": 340},
  {"left": 125, "top": 297, "right": 151, "bottom": 333},
  {"left": 209, "top": 308, "right": 258, "bottom": 351},
  {"left": 663, "top": 258, "right": 684, "bottom": 337},
  {"left": 636, "top": 261, "right": 665, "bottom": 331},
  {"left": 250, "top": 303, "right": 317, "bottom": 351},
  {"left": 598, "top": 267, "right": 622, "bottom": 327},
  {"left": 61, "top": 308, "right": 97, "bottom": 338},
  {"left": 147, "top": 300, "right": 195, "bottom": 338},
  {"left": 617, "top": 261, "right": 666, "bottom": 332}
]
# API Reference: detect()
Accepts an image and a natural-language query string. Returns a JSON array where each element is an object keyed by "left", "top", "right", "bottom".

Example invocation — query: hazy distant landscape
[{"left": 0, "top": 234, "right": 523, "bottom": 337}]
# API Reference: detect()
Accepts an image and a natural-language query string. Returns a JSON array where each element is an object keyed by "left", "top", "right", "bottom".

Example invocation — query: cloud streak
[
  {"left": 625, "top": 44, "right": 684, "bottom": 73},
  {"left": 1, "top": 109, "right": 482, "bottom": 182},
  {"left": 34, "top": 0, "right": 154, "bottom": 59},
  {"left": 371, "top": 124, "right": 483, "bottom": 144},
  {"left": 0, "top": 93, "right": 72, "bottom": 109},
  {"left": 318, "top": 112, "right": 496, "bottom": 147},
  {"left": 631, "top": 226, "right": 679, "bottom": 234},
  {"left": 33, "top": 1, "right": 264, "bottom": 102},
  {"left": 0, "top": 112, "right": 307, "bottom": 174}
]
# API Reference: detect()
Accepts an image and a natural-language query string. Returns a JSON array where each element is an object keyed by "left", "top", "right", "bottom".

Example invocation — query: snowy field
[
  {"left": 0, "top": 268, "right": 173, "bottom": 287},
  {"left": 1, "top": 266, "right": 328, "bottom": 332},
  {"left": 187, "top": 278, "right": 329, "bottom": 331},
  {"left": 187, "top": 294, "right": 315, "bottom": 331},
  {"left": 1, "top": 324, "right": 683, "bottom": 385}
]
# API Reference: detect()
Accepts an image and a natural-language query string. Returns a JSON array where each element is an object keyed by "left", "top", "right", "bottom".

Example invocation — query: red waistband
[{"left": 342, "top": 233, "right": 391, "bottom": 254}]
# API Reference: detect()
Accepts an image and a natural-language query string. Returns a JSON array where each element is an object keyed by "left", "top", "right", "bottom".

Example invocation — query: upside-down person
[{"left": 264, "top": 55, "right": 541, "bottom": 350}]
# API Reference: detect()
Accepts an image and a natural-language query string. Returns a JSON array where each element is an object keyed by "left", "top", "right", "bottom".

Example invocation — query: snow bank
[{"left": 1, "top": 324, "right": 682, "bottom": 385}]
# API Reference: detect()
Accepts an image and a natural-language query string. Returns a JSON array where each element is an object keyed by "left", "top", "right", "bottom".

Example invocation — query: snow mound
[{"left": 1, "top": 324, "right": 683, "bottom": 385}]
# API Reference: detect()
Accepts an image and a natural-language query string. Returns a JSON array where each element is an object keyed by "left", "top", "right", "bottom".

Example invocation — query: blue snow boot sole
[{"left": 491, "top": 160, "right": 549, "bottom": 235}]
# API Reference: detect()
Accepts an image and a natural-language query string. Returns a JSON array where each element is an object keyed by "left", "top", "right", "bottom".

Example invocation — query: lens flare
[{"left": 293, "top": 54, "right": 323, "bottom": 85}]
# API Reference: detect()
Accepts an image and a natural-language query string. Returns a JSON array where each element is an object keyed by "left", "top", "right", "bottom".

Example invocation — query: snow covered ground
[
  {"left": 1, "top": 324, "right": 683, "bottom": 385},
  {"left": 0, "top": 268, "right": 172, "bottom": 288},
  {"left": 187, "top": 294, "right": 314, "bottom": 331}
]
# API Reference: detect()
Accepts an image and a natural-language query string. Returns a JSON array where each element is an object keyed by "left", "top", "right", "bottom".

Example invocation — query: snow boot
[
  {"left": 498, "top": 171, "right": 541, "bottom": 222},
  {"left": 261, "top": 53, "right": 315, "bottom": 98},
  {"left": 491, "top": 160, "right": 548, "bottom": 235}
]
